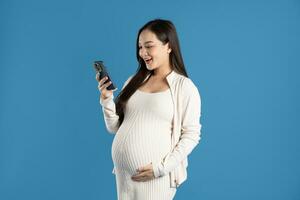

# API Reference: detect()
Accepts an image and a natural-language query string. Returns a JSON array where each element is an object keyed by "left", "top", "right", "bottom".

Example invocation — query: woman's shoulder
[
  {"left": 179, "top": 76, "right": 201, "bottom": 99},
  {"left": 174, "top": 74, "right": 197, "bottom": 90},
  {"left": 173, "top": 71, "right": 196, "bottom": 87}
]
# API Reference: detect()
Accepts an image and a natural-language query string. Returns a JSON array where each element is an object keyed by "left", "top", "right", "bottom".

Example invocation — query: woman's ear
[
  {"left": 168, "top": 48, "right": 172, "bottom": 53},
  {"left": 166, "top": 42, "right": 172, "bottom": 53}
]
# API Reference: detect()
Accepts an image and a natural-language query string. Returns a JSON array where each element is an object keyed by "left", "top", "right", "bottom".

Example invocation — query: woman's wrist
[
  {"left": 100, "top": 94, "right": 107, "bottom": 100},
  {"left": 100, "top": 94, "right": 113, "bottom": 104}
]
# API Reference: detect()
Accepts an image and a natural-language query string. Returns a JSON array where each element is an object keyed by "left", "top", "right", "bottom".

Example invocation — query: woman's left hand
[{"left": 131, "top": 162, "right": 155, "bottom": 182}]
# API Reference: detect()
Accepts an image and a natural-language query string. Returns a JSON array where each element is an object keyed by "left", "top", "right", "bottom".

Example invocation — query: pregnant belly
[{"left": 111, "top": 128, "right": 171, "bottom": 175}]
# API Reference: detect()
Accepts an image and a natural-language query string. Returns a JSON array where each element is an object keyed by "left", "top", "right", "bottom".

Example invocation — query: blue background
[{"left": 1, "top": 0, "right": 299, "bottom": 199}]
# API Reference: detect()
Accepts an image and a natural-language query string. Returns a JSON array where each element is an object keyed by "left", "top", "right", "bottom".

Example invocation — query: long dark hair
[{"left": 115, "top": 18, "right": 189, "bottom": 127}]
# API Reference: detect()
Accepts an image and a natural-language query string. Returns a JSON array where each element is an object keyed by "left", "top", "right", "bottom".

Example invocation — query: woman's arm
[
  {"left": 152, "top": 78, "right": 202, "bottom": 177},
  {"left": 99, "top": 94, "right": 119, "bottom": 134},
  {"left": 99, "top": 75, "right": 134, "bottom": 134}
]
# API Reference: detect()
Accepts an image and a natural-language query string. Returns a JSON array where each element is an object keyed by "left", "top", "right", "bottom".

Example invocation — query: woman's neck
[{"left": 152, "top": 67, "right": 172, "bottom": 79}]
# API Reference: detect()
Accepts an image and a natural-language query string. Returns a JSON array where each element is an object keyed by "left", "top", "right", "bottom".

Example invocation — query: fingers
[
  {"left": 131, "top": 166, "right": 154, "bottom": 182},
  {"left": 131, "top": 171, "right": 150, "bottom": 182},
  {"left": 95, "top": 73, "right": 105, "bottom": 82},
  {"left": 95, "top": 74, "right": 116, "bottom": 94},
  {"left": 98, "top": 80, "right": 112, "bottom": 91},
  {"left": 96, "top": 75, "right": 108, "bottom": 84},
  {"left": 96, "top": 75, "right": 109, "bottom": 89}
]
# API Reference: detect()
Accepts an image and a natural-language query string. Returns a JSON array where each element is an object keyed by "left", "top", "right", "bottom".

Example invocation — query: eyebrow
[{"left": 138, "top": 41, "right": 154, "bottom": 45}]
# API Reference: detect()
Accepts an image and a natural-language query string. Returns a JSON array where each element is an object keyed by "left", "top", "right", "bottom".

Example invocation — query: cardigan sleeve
[
  {"left": 99, "top": 75, "right": 134, "bottom": 134},
  {"left": 152, "top": 78, "right": 202, "bottom": 178}
]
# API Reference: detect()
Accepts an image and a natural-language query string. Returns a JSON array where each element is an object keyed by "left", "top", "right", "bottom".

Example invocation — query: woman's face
[{"left": 138, "top": 29, "right": 171, "bottom": 71}]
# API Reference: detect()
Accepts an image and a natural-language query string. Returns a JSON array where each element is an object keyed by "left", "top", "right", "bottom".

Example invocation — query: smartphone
[{"left": 93, "top": 60, "right": 117, "bottom": 90}]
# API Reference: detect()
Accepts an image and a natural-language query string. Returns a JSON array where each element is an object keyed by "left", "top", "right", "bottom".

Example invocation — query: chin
[{"left": 146, "top": 64, "right": 154, "bottom": 70}]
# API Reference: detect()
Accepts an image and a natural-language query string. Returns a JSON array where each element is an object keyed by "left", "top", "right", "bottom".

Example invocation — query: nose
[{"left": 139, "top": 47, "right": 148, "bottom": 58}]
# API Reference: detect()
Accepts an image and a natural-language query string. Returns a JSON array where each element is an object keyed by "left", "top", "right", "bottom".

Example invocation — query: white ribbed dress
[{"left": 111, "top": 88, "right": 176, "bottom": 200}]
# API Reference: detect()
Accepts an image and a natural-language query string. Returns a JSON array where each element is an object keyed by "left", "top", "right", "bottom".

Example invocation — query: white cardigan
[{"left": 100, "top": 70, "right": 202, "bottom": 188}]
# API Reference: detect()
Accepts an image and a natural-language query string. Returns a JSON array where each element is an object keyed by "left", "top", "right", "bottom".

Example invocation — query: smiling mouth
[{"left": 145, "top": 58, "right": 152, "bottom": 64}]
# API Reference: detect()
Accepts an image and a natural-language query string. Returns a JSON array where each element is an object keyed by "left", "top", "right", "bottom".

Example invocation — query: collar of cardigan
[
  {"left": 166, "top": 69, "right": 177, "bottom": 81},
  {"left": 145, "top": 69, "right": 177, "bottom": 81}
]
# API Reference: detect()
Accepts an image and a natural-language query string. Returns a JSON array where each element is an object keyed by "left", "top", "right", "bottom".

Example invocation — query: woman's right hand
[{"left": 96, "top": 73, "right": 117, "bottom": 100}]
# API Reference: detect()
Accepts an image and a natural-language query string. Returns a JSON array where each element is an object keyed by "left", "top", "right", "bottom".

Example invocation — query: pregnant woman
[{"left": 96, "top": 18, "right": 202, "bottom": 200}]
